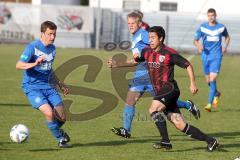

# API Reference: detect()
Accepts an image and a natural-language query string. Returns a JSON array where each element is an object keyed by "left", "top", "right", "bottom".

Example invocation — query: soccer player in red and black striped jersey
[{"left": 134, "top": 26, "right": 219, "bottom": 151}]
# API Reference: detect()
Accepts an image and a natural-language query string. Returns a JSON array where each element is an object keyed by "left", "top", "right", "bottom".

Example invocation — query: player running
[
  {"left": 134, "top": 26, "right": 219, "bottom": 151},
  {"left": 194, "top": 8, "right": 230, "bottom": 112},
  {"left": 16, "top": 21, "right": 71, "bottom": 148},
  {"left": 108, "top": 12, "right": 200, "bottom": 139}
]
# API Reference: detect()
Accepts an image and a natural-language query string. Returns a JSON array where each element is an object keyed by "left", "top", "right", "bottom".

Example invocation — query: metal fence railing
[{"left": 98, "top": 10, "right": 240, "bottom": 54}]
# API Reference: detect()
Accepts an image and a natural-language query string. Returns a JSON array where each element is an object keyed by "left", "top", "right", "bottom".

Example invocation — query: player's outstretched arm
[
  {"left": 16, "top": 56, "right": 45, "bottom": 70},
  {"left": 186, "top": 64, "right": 198, "bottom": 95},
  {"left": 107, "top": 58, "right": 137, "bottom": 68}
]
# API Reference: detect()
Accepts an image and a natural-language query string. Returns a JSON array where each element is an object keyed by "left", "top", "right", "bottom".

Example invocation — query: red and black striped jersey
[{"left": 135, "top": 45, "right": 190, "bottom": 94}]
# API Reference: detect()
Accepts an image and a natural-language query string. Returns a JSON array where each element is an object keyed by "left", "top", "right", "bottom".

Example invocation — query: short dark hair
[
  {"left": 207, "top": 8, "right": 216, "bottom": 14},
  {"left": 127, "top": 12, "right": 142, "bottom": 22},
  {"left": 41, "top": 21, "right": 57, "bottom": 33},
  {"left": 148, "top": 26, "right": 165, "bottom": 42}
]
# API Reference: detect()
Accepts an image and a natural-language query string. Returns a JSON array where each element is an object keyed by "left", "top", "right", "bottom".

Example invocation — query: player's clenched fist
[
  {"left": 132, "top": 53, "right": 139, "bottom": 59},
  {"left": 190, "top": 83, "right": 198, "bottom": 95}
]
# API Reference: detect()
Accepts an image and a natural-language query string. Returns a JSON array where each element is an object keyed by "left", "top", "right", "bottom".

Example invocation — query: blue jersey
[
  {"left": 131, "top": 28, "right": 149, "bottom": 79},
  {"left": 19, "top": 39, "right": 56, "bottom": 90},
  {"left": 195, "top": 22, "right": 229, "bottom": 60}
]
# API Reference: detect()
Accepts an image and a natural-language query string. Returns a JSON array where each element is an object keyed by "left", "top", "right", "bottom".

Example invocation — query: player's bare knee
[
  {"left": 173, "top": 120, "right": 185, "bottom": 130},
  {"left": 125, "top": 98, "right": 137, "bottom": 106},
  {"left": 149, "top": 104, "right": 156, "bottom": 113},
  {"left": 171, "top": 114, "right": 185, "bottom": 130},
  {"left": 125, "top": 91, "right": 140, "bottom": 106},
  {"left": 149, "top": 107, "right": 155, "bottom": 114},
  {"left": 44, "top": 111, "right": 54, "bottom": 121},
  {"left": 210, "top": 77, "right": 217, "bottom": 82}
]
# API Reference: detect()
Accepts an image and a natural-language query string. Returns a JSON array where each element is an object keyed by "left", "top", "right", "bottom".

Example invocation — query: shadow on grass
[
  {"left": 171, "top": 131, "right": 240, "bottom": 139},
  {"left": 170, "top": 131, "right": 240, "bottom": 152},
  {"left": 209, "top": 131, "right": 240, "bottom": 139},
  {"left": 0, "top": 103, "right": 30, "bottom": 107},
  {"left": 29, "top": 148, "right": 61, "bottom": 152},
  {"left": 175, "top": 75, "right": 202, "bottom": 78},
  {"left": 221, "top": 143, "right": 240, "bottom": 149},
  {"left": 72, "top": 130, "right": 240, "bottom": 148},
  {"left": 0, "top": 148, "right": 10, "bottom": 151},
  {"left": 0, "top": 142, "right": 12, "bottom": 145},
  {"left": 71, "top": 138, "right": 160, "bottom": 148},
  {"left": 71, "top": 139, "right": 232, "bottom": 153},
  {"left": 28, "top": 132, "right": 240, "bottom": 152},
  {"left": 173, "top": 145, "right": 229, "bottom": 152},
  {"left": 221, "top": 108, "right": 240, "bottom": 112}
]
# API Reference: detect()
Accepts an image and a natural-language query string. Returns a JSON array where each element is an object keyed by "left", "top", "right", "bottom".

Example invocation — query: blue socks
[
  {"left": 46, "top": 121, "right": 63, "bottom": 142},
  {"left": 208, "top": 81, "right": 217, "bottom": 104},
  {"left": 123, "top": 105, "right": 135, "bottom": 133},
  {"left": 177, "top": 100, "right": 191, "bottom": 110}
]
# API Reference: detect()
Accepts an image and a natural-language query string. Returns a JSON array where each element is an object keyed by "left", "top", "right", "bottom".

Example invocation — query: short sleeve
[
  {"left": 19, "top": 44, "right": 34, "bottom": 62},
  {"left": 170, "top": 54, "right": 190, "bottom": 69},
  {"left": 222, "top": 26, "right": 229, "bottom": 37}
]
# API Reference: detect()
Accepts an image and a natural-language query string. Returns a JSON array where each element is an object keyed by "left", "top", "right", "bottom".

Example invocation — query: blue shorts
[
  {"left": 202, "top": 58, "right": 222, "bottom": 75},
  {"left": 128, "top": 78, "right": 154, "bottom": 95},
  {"left": 23, "top": 88, "right": 63, "bottom": 109}
]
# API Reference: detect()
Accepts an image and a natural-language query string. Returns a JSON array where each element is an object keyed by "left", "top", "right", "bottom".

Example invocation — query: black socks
[
  {"left": 182, "top": 123, "right": 213, "bottom": 143},
  {"left": 151, "top": 111, "right": 170, "bottom": 143}
]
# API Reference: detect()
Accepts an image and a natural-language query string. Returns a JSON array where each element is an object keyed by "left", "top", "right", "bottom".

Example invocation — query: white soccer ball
[
  {"left": 10, "top": 124, "right": 29, "bottom": 143},
  {"left": 234, "top": 157, "right": 240, "bottom": 160}
]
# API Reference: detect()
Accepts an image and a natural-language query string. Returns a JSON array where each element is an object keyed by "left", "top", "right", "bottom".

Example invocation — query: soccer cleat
[
  {"left": 111, "top": 127, "right": 131, "bottom": 138},
  {"left": 153, "top": 141, "right": 172, "bottom": 150},
  {"left": 204, "top": 104, "right": 212, "bottom": 112},
  {"left": 212, "top": 91, "right": 221, "bottom": 108},
  {"left": 58, "top": 138, "right": 72, "bottom": 148},
  {"left": 187, "top": 100, "right": 200, "bottom": 120},
  {"left": 207, "top": 138, "right": 219, "bottom": 152},
  {"left": 60, "top": 129, "right": 70, "bottom": 142}
]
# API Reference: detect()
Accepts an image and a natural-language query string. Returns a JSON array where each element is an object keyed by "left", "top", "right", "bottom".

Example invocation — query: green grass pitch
[{"left": 0, "top": 44, "right": 239, "bottom": 160}]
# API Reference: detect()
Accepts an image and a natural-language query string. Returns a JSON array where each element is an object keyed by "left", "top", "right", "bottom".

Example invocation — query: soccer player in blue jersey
[
  {"left": 194, "top": 8, "right": 230, "bottom": 112},
  {"left": 108, "top": 12, "right": 200, "bottom": 138},
  {"left": 16, "top": 21, "right": 71, "bottom": 148}
]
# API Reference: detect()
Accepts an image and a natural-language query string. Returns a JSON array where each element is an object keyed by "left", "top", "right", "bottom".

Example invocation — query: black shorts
[{"left": 153, "top": 83, "right": 180, "bottom": 116}]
